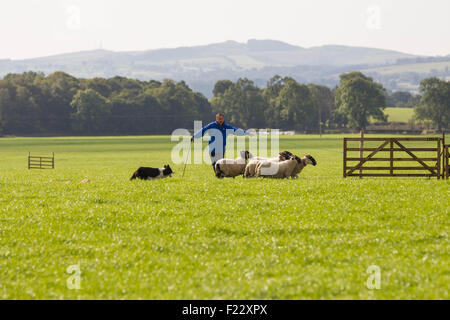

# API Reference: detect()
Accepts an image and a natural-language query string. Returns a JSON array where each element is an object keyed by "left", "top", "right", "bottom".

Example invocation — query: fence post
[
  {"left": 52, "top": 152, "right": 55, "bottom": 169},
  {"left": 444, "top": 145, "right": 447, "bottom": 179},
  {"left": 437, "top": 139, "right": 441, "bottom": 180},
  {"left": 343, "top": 138, "right": 347, "bottom": 178},
  {"left": 390, "top": 139, "right": 394, "bottom": 176},
  {"left": 359, "top": 130, "right": 364, "bottom": 179},
  {"left": 28, "top": 152, "right": 30, "bottom": 170},
  {"left": 444, "top": 145, "right": 450, "bottom": 179},
  {"left": 442, "top": 131, "right": 446, "bottom": 179}
]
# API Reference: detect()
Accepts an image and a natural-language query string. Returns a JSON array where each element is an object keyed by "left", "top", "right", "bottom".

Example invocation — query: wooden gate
[
  {"left": 444, "top": 144, "right": 449, "bottom": 179},
  {"left": 343, "top": 137, "right": 441, "bottom": 179},
  {"left": 28, "top": 152, "right": 55, "bottom": 169}
]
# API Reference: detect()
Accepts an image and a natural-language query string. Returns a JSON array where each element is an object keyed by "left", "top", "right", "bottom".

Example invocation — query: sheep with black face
[
  {"left": 290, "top": 154, "right": 317, "bottom": 178},
  {"left": 255, "top": 156, "right": 298, "bottom": 179},
  {"left": 215, "top": 151, "right": 252, "bottom": 178},
  {"left": 244, "top": 151, "right": 291, "bottom": 178}
]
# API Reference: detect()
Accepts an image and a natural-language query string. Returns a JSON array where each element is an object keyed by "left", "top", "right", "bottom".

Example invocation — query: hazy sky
[{"left": 1, "top": 0, "right": 449, "bottom": 60}]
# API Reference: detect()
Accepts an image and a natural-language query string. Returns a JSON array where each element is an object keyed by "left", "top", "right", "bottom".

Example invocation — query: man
[{"left": 191, "top": 113, "right": 249, "bottom": 172}]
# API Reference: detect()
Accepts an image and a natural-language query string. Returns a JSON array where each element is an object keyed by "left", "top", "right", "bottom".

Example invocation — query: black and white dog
[{"left": 130, "top": 165, "right": 174, "bottom": 180}]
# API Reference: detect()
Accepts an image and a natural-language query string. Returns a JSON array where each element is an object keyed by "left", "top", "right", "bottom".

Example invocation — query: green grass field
[
  {"left": 0, "top": 135, "right": 448, "bottom": 299},
  {"left": 369, "top": 107, "right": 415, "bottom": 124},
  {"left": 383, "top": 107, "right": 415, "bottom": 123}
]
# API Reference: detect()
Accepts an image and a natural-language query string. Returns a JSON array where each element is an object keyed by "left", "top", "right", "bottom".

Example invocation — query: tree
[
  {"left": 0, "top": 72, "right": 212, "bottom": 136},
  {"left": 210, "top": 78, "right": 267, "bottom": 128},
  {"left": 335, "top": 72, "right": 386, "bottom": 130},
  {"left": 70, "top": 89, "right": 111, "bottom": 134},
  {"left": 0, "top": 72, "right": 45, "bottom": 134},
  {"left": 276, "top": 79, "right": 315, "bottom": 131},
  {"left": 146, "top": 79, "right": 212, "bottom": 131},
  {"left": 41, "top": 72, "right": 80, "bottom": 134},
  {"left": 386, "top": 91, "right": 421, "bottom": 108},
  {"left": 262, "top": 75, "right": 291, "bottom": 128},
  {"left": 386, "top": 91, "right": 412, "bottom": 107},
  {"left": 0, "top": 86, "right": 12, "bottom": 135},
  {"left": 86, "top": 77, "right": 114, "bottom": 98},
  {"left": 414, "top": 77, "right": 450, "bottom": 131},
  {"left": 109, "top": 88, "right": 163, "bottom": 134},
  {"left": 0, "top": 81, "right": 40, "bottom": 134},
  {"left": 308, "top": 84, "right": 335, "bottom": 134},
  {"left": 212, "top": 80, "right": 233, "bottom": 97}
]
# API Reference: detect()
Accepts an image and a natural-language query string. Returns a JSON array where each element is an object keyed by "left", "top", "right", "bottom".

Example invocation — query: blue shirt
[{"left": 192, "top": 121, "right": 248, "bottom": 152}]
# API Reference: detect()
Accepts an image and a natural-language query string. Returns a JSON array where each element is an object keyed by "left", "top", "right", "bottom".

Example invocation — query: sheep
[
  {"left": 251, "top": 150, "right": 292, "bottom": 161},
  {"left": 273, "top": 151, "right": 317, "bottom": 178},
  {"left": 243, "top": 159, "right": 263, "bottom": 177},
  {"left": 243, "top": 151, "right": 291, "bottom": 178},
  {"left": 255, "top": 156, "right": 298, "bottom": 179},
  {"left": 215, "top": 151, "right": 252, "bottom": 178},
  {"left": 279, "top": 150, "right": 294, "bottom": 160},
  {"left": 290, "top": 154, "right": 317, "bottom": 178}
]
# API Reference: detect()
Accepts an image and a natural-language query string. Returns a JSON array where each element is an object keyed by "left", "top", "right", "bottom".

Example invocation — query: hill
[{"left": 1, "top": 39, "right": 449, "bottom": 97}]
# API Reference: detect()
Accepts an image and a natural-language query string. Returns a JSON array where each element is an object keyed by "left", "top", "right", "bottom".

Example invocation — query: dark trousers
[{"left": 210, "top": 149, "right": 224, "bottom": 173}]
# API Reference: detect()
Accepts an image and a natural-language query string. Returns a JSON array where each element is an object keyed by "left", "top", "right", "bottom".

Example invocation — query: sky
[{"left": 1, "top": 0, "right": 449, "bottom": 60}]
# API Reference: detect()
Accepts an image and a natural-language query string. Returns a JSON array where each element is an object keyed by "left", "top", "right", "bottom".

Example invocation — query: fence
[
  {"left": 444, "top": 143, "right": 449, "bottom": 179},
  {"left": 343, "top": 132, "right": 444, "bottom": 179},
  {"left": 28, "top": 152, "right": 55, "bottom": 169}
]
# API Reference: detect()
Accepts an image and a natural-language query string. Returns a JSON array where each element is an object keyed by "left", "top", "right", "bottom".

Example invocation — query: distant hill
[{"left": 1, "top": 39, "right": 449, "bottom": 97}]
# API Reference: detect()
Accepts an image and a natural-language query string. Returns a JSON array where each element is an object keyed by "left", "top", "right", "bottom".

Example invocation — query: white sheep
[
  {"left": 215, "top": 151, "right": 252, "bottom": 178},
  {"left": 255, "top": 157, "right": 298, "bottom": 179},
  {"left": 243, "top": 159, "right": 263, "bottom": 178},
  {"left": 243, "top": 152, "right": 290, "bottom": 178},
  {"left": 269, "top": 151, "right": 317, "bottom": 178}
]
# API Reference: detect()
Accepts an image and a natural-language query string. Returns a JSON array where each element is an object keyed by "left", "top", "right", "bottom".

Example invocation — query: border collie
[{"left": 130, "top": 165, "right": 174, "bottom": 180}]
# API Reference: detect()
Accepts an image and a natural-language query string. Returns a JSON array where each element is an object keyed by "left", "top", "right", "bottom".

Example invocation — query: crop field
[{"left": 0, "top": 135, "right": 448, "bottom": 299}]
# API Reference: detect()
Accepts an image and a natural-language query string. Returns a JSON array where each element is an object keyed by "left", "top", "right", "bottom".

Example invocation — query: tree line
[
  {"left": 0, "top": 71, "right": 448, "bottom": 136},
  {"left": 0, "top": 72, "right": 212, "bottom": 135}
]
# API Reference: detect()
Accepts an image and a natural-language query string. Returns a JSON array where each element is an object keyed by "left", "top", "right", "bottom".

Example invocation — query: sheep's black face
[
  {"left": 306, "top": 155, "right": 317, "bottom": 166},
  {"left": 240, "top": 150, "right": 251, "bottom": 162},
  {"left": 279, "top": 150, "right": 293, "bottom": 160}
]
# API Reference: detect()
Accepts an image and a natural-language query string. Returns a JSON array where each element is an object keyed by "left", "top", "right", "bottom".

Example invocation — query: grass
[
  {"left": 0, "top": 135, "right": 448, "bottom": 299},
  {"left": 383, "top": 107, "right": 415, "bottom": 123},
  {"left": 369, "top": 107, "right": 415, "bottom": 124}
]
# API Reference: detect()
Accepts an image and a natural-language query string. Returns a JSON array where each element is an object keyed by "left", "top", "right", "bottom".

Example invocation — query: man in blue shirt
[{"left": 191, "top": 113, "right": 249, "bottom": 173}]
